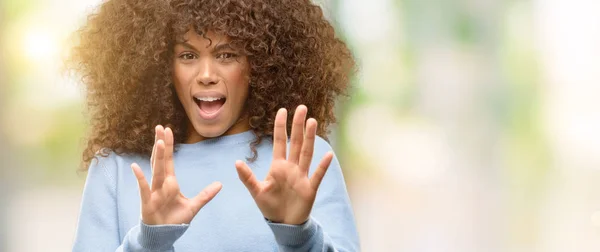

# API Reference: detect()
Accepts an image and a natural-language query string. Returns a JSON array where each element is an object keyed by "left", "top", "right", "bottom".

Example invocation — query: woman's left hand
[{"left": 235, "top": 105, "right": 333, "bottom": 225}]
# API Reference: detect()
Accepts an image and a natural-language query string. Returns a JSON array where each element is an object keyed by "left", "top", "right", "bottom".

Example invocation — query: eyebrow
[{"left": 177, "top": 41, "right": 235, "bottom": 52}]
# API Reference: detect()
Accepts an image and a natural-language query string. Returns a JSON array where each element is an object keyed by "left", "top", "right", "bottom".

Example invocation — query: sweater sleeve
[
  {"left": 266, "top": 138, "right": 361, "bottom": 252},
  {"left": 72, "top": 154, "right": 188, "bottom": 251}
]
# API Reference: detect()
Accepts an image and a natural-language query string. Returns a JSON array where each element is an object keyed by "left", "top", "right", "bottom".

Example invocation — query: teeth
[{"left": 195, "top": 97, "right": 223, "bottom": 102}]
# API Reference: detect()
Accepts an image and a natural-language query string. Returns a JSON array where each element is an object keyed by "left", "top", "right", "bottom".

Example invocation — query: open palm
[
  {"left": 131, "top": 125, "right": 222, "bottom": 225},
  {"left": 235, "top": 105, "right": 333, "bottom": 225}
]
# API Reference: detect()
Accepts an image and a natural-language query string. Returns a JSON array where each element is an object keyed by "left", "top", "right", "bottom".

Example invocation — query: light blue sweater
[{"left": 72, "top": 130, "right": 360, "bottom": 251}]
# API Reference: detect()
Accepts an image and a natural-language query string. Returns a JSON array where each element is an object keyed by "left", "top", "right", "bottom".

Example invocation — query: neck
[{"left": 184, "top": 117, "right": 251, "bottom": 144}]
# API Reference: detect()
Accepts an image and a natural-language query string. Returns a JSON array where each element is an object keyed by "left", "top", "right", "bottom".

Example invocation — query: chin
[{"left": 192, "top": 123, "right": 230, "bottom": 139}]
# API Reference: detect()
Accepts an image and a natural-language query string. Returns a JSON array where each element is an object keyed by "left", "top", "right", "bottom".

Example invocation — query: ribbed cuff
[
  {"left": 266, "top": 217, "right": 318, "bottom": 247},
  {"left": 138, "top": 220, "right": 189, "bottom": 250}
]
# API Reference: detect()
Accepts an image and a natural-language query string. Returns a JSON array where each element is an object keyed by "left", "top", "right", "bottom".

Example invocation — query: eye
[
  {"left": 179, "top": 52, "right": 197, "bottom": 60},
  {"left": 217, "top": 53, "right": 238, "bottom": 60}
]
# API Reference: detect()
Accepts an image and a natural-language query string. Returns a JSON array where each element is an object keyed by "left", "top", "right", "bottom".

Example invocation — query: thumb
[
  {"left": 190, "top": 181, "right": 222, "bottom": 215},
  {"left": 235, "top": 160, "right": 261, "bottom": 197}
]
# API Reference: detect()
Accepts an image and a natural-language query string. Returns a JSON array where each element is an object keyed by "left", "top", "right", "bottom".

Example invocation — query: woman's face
[{"left": 172, "top": 30, "right": 251, "bottom": 143}]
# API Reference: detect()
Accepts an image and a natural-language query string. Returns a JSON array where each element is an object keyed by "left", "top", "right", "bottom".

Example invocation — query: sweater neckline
[{"left": 175, "top": 130, "right": 257, "bottom": 150}]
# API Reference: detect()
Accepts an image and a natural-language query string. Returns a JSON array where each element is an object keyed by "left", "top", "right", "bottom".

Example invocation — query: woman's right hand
[{"left": 130, "top": 125, "right": 222, "bottom": 225}]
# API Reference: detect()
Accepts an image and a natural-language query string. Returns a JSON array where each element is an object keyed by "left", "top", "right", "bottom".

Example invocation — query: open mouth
[{"left": 194, "top": 96, "right": 226, "bottom": 115}]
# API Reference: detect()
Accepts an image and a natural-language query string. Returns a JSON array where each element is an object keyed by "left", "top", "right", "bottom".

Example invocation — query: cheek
[
  {"left": 230, "top": 65, "right": 248, "bottom": 83},
  {"left": 227, "top": 66, "right": 250, "bottom": 100},
  {"left": 172, "top": 66, "right": 194, "bottom": 94}
]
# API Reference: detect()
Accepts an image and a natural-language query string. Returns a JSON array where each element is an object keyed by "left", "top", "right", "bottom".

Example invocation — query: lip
[
  {"left": 193, "top": 90, "right": 226, "bottom": 99},
  {"left": 192, "top": 90, "right": 226, "bottom": 121}
]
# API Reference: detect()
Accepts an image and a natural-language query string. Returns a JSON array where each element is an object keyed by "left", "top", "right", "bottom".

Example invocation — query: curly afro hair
[{"left": 68, "top": 0, "right": 356, "bottom": 170}]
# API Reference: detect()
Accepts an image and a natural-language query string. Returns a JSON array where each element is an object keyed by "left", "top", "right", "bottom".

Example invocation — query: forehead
[{"left": 181, "top": 30, "right": 231, "bottom": 46}]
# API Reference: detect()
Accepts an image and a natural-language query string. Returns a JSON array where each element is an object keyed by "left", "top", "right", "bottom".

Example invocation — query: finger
[
  {"left": 164, "top": 127, "right": 175, "bottom": 177},
  {"left": 235, "top": 160, "right": 261, "bottom": 197},
  {"left": 299, "top": 118, "right": 317, "bottom": 175},
  {"left": 272, "top": 108, "right": 288, "bottom": 160},
  {"left": 131, "top": 163, "right": 150, "bottom": 203},
  {"left": 310, "top": 151, "right": 333, "bottom": 190},
  {"left": 152, "top": 125, "right": 165, "bottom": 171},
  {"left": 288, "top": 105, "right": 307, "bottom": 164},
  {"left": 190, "top": 181, "right": 222, "bottom": 215},
  {"left": 151, "top": 139, "right": 166, "bottom": 190},
  {"left": 150, "top": 126, "right": 158, "bottom": 166}
]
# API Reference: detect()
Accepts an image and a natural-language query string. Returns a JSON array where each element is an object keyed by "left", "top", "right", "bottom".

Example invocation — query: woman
[{"left": 69, "top": 0, "right": 359, "bottom": 251}]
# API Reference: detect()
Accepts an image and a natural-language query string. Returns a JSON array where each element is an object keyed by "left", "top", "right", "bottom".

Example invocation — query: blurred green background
[{"left": 2, "top": 0, "right": 600, "bottom": 251}]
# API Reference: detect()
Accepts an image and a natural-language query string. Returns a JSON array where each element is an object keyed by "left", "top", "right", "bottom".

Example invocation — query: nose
[{"left": 196, "top": 58, "right": 218, "bottom": 85}]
